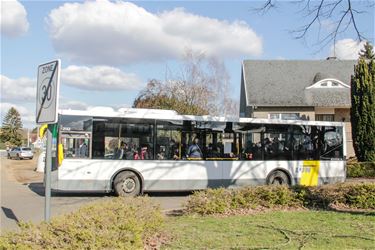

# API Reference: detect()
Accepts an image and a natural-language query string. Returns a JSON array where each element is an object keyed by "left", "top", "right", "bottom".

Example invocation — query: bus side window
[
  {"left": 292, "top": 134, "right": 315, "bottom": 160},
  {"left": 263, "top": 132, "right": 291, "bottom": 160},
  {"left": 156, "top": 122, "right": 182, "bottom": 160},
  {"left": 62, "top": 136, "right": 90, "bottom": 159},
  {"left": 242, "top": 132, "right": 262, "bottom": 160},
  {"left": 320, "top": 126, "right": 343, "bottom": 160}
]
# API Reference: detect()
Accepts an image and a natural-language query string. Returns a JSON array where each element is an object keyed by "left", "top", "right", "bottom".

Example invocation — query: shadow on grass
[
  {"left": 327, "top": 206, "right": 375, "bottom": 216},
  {"left": 164, "top": 209, "right": 185, "bottom": 217}
]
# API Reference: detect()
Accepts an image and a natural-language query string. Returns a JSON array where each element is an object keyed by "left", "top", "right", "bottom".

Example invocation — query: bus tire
[
  {"left": 266, "top": 170, "right": 290, "bottom": 186},
  {"left": 113, "top": 171, "right": 141, "bottom": 197}
]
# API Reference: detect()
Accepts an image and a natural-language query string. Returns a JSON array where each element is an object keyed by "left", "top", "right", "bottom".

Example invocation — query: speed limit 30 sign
[{"left": 36, "top": 60, "right": 61, "bottom": 124}]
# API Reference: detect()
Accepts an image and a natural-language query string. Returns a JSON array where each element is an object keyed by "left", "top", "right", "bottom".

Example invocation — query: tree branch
[{"left": 253, "top": 0, "right": 370, "bottom": 50}]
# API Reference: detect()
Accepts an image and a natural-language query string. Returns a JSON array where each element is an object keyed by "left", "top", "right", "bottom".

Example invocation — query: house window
[
  {"left": 269, "top": 113, "right": 300, "bottom": 120},
  {"left": 315, "top": 114, "right": 334, "bottom": 121},
  {"left": 306, "top": 78, "right": 350, "bottom": 89}
]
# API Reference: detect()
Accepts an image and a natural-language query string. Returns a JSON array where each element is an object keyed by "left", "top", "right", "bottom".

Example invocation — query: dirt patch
[
  {"left": 328, "top": 203, "right": 375, "bottom": 215},
  {"left": 144, "top": 232, "right": 171, "bottom": 250},
  {"left": 346, "top": 177, "right": 375, "bottom": 183},
  {"left": 2, "top": 155, "right": 43, "bottom": 184}
]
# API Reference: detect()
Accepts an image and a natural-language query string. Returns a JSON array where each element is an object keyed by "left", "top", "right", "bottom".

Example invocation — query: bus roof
[{"left": 58, "top": 108, "right": 345, "bottom": 127}]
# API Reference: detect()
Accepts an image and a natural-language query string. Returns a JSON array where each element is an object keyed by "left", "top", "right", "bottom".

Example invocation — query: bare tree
[
  {"left": 167, "top": 49, "right": 239, "bottom": 117},
  {"left": 254, "top": 0, "right": 373, "bottom": 50},
  {"left": 134, "top": 49, "right": 239, "bottom": 117}
]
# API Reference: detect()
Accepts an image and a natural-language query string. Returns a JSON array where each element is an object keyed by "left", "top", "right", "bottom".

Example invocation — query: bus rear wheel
[
  {"left": 267, "top": 170, "right": 290, "bottom": 186},
  {"left": 113, "top": 171, "right": 141, "bottom": 197}
]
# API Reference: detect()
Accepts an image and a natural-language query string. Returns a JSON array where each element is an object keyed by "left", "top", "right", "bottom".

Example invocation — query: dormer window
[{"left": 306, "top": 78, "right": 350, "bottom": 90}]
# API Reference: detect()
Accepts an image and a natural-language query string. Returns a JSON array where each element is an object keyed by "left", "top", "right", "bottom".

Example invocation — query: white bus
[{"left": 52, "top": 108, "right": 346, "bottom": 196}]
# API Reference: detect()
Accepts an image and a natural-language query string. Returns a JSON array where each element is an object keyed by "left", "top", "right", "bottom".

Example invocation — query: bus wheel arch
[
  {"left": 266, "top": 169, "right": 291, "bottom": 186},
  {"left": 112, "top": 169, "right": 144, "bottom": 197}
]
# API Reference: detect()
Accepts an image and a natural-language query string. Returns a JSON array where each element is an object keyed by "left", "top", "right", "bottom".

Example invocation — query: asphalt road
[{"left": 0, "top": 156, "right": 189, "bottom": 234}]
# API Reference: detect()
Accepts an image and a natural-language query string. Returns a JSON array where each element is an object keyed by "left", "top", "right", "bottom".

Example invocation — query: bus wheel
[
  {"left": 267, "top": 170, "right": 290, "bottom": 186},
  {"left": 113, "top": 171, "right": 141, "bottom": 197}
]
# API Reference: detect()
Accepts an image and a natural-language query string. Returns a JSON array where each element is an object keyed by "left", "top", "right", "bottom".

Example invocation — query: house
[{"left": 239, "top": 59, "right": 356, "bottom": 157}]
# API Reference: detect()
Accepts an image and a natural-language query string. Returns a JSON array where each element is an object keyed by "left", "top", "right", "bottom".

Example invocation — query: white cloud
[
  {"left": 1, "top": 102, "right": 35, "bottom": 128},
  {"left": 46, "top": 1, "right": 262, "bottom": 64},
  {"left": 0, "top": 0, "right": 29, "bottom": 37},
  {"left": 330, "top": 39, "right": 367, "bottom": 60},
  {"left": 0, "top": 75, "right": 36, "bottom": 102},
  {"left": 59, "top": 97, "right": 89, "bottom": 110},
  {"left": 61, "top": 65, "right": 143, "bottom": 91}
]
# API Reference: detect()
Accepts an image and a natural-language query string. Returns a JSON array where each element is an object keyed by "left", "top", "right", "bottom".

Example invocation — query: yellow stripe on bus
[
  {"left": 300, "top": 160, "right": 320, "bottom": 186},
  {"left": 58, "top": 143, "right": 64, "bottom": 166}
]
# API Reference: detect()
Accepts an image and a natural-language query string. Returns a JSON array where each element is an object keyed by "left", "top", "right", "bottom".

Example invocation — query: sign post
[
  {"left": 36, "top": 59, "right": 60, "bottom": 222},
  {"left": 45, "top": 125, "right": 52, "bottom": 221}
]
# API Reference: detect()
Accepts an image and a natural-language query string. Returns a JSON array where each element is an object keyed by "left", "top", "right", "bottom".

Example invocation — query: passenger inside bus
[
  {"left": 169, "top": 139, "right": 179, "bottom": 159},
  {"left": 140, "top": 145, "right": 150, "bottom": 160},
  {"left": 187, "top": 137, "right": 203, "bottom": 159},
  {"left": 78, "top": 139, "right": 88, "bottom": 158},
  {"left": 115, "top": 141, "right": 126, "bottom": 159}
]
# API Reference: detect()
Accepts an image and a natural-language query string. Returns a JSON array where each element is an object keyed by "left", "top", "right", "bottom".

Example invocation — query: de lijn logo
[{"left": 38, "top": 62, "right": 57, "bottom": 109}]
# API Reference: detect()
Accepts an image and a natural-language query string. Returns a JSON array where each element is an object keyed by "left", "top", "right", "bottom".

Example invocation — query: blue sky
[{"left": 1, "top": 0, "right": 374, "bottom": 127}]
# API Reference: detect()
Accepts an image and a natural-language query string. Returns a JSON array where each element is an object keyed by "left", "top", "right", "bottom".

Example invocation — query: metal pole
[
  {"left": 45, "top": 125, "right": 52, "bottom": 222},
  {"left": 27, "top": 129, "right": 30, "bottom": 147}
]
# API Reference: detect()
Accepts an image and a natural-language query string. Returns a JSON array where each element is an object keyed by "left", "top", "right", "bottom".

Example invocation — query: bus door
[{"left": 61, "top": 132, "right": 92, "bottom": 159}]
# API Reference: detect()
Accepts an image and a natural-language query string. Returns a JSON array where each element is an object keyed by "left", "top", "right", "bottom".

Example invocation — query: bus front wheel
[
  {"left": 267, "top": 170, "right": 290, "bottom": 186},
  {"left": 113, "top": 171, "right": 141, "bottom": 197}
]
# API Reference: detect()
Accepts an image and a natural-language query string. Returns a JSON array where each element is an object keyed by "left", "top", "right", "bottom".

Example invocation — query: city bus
[{"left": 52, "top": 108, "right": 346, "bottom": 196}]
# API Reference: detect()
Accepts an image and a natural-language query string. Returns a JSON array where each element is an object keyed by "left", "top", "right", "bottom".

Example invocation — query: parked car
[{"left": 8, "top": 147, "right": 34, "bottom": 160}]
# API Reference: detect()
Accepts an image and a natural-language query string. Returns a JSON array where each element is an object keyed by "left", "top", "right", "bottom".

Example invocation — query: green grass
[{"left": 163, "top": 211, "right": 375, "bottom": 249}]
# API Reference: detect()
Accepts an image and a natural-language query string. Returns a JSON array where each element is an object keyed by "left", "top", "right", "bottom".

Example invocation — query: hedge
[
  {"left": 0, "top": 197, "right": 163, "bottom": 249},
  {"left": 347, "top": 162, "right": 375, "bottom": 178},
  {"left": 186, "top": 183, "right": 375, "bottom": 215}
]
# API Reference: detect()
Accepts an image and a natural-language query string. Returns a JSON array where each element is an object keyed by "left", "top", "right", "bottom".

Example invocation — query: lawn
[{"left": 163, "top": 211, "right": 375, "bottom": 249}]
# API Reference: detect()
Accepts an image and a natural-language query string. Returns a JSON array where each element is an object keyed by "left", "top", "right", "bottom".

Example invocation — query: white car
[{"left": 8, "top": 147, "right": 34, "bottom": 160}]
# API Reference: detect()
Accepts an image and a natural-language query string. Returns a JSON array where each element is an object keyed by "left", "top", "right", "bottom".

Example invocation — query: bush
[
  {"left": 347, "top": 162, "right": 375, "bottom": 178},
  {"left": 345, "top": 184, "right": 375, "bottom": 209},
  {"left": 186, "top": 183, "right": 375, "bottom": 215},
  {"left": 186, "top": 186, "right": 302, "bottom": 215},
  {"left": 185, "top": 188, "right": 231, "bottom": 215},
  {"left": 289, "top": 183, "right": 375, "bottom": 209},
  {"left": 0, "top": 197, "right": 163, "bottom": 249}
]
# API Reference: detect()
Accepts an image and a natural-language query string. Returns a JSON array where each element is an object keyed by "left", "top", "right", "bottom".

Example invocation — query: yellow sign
[
  {"left": 39, "top": 124, "right": 48, "bottom": 138},
  {"left": 58, "top": 143, "right": 64, "bottom": 166},
  {"left": 300, "top": 161, "right": 320, "bottom": 186}
]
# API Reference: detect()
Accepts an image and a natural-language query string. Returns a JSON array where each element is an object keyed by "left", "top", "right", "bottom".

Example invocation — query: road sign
[{"left": 36, "top": 60, "right": 60, "bottom": 124}]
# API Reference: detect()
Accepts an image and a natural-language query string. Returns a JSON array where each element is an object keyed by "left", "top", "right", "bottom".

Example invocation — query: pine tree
[
  {"left": 359, "top": 41, "right": 375, "bottom": 60},
  {"left": 350, "top": 57, "right": 375, "bottom": 162},
  {"left": 0, "top": 107, "right": 23, "bottom": 146}
]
